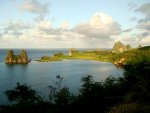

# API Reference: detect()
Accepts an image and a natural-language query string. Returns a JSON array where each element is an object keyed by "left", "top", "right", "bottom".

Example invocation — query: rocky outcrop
[
  {"left": 5, "top": 50, "right": 29, "bottom": 64},
  {"left": 112, "top": 41, "right": 131, "bottom": 53}
]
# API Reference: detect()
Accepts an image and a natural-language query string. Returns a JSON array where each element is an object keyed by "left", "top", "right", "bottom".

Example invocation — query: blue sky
[{"left": 0, "top": 0, "right": 150, "bottom": 48}]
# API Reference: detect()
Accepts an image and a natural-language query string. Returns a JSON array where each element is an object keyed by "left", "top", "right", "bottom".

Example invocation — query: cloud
[
  {"left": 12, "top": 31, "right": 23, "bottom": 36},
  {"left": 31, "top": 20, "right": 83, "bottom": 43},
  {"left": 130, "top": 17, "right": 137, "bottom": 21},
  {"left": 34, "top": 15, "right": 46, "bottom": 22},
  {"left": 141, "top": 34, "right": 150, "bottom": 45},
  {"left": 133, "top": 2, "right": 150, "bottom": 46},
  {"left": 0, "top": 33, "right": 2, "bottom": 38},
  {"left": 135, "top": 2, "right": 150, "bottom": 18},
  {"left": 20, "top": 0, "right": 49, "bottom": 15},
  {"left": 141, "top": 31, "right": 150, "bottom": 37},
  {"left": 31, "top": 12, "right": 121, "bottom": 46},
  {"left": 2, "top": 20, "right": 32, "bottom": 40},
  {"left": 37, "top": 20, "right": 51, "bottom": 29},
  {"left": 129, "top": 2, "right": 150, "bottom": 45},
  {"left": 122, "top": 28, "right": 132, "bottom": 32},
  {"left": 128, "top": 1, "right": 137, "bottom": 11},
  {"left": 5, "top": 20, "right": 31, "bottom": 31},
  {"left": 61, "top": 21, "right": 69, "bottom": 30},
  {"left": 135, "top": 2, "right": 150, "bottom": 31},
  {"left": 0, "top": 12, "right": 121, "bottom": 48},
  {"left": 137, "top": 19, "right": 150, "bottom": 31},
  {"left": 72, "top": 12, "right": 121, "bottom": 39}
]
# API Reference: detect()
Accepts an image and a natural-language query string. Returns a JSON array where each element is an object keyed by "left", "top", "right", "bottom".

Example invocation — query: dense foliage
[
  {"left": 5, "top": 82, "right": 42, "bottom": 104},
  {"left": 112, "top": 47, "right": 150, "bottom": 66}
]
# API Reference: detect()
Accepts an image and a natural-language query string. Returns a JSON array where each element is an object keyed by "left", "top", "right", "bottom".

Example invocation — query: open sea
[{"left": 0, "top": 49, "right": 124, "bottom": 104}]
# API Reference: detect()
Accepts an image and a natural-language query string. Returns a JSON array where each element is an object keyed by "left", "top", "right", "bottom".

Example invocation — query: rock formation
[
  {"left": 112, "top": 41, "right": 131, "bottom": 53},
  {"left": 5, "top": 50, "right": 29, "bottom": 64}
]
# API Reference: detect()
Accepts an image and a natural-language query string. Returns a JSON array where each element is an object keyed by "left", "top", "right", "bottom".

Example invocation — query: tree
[
  {"left": 123, "top": 57, "right": 150, "bottom": 103},
  {"left": 5, "top": 82, "right": 42, "bottom": 104},
  {"left": 77, "top": 75, "right": 108, "bottom": 113},
  {"left": 48, "top": 75, "right": 72, "bottom": 113},
  {"left": 108, "top": 103, "right": 150, "bottom": 113}
]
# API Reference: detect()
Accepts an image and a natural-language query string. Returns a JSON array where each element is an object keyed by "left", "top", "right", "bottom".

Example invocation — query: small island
[{"left": 5, "top": 50, "right": 29, "bottom": 64}]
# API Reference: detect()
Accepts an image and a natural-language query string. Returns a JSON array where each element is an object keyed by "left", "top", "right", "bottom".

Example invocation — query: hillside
[
  {"left": 139, "top": 46, "right": 150, "bottom": 50},
  {"left": 112, "top": 47, "right": 150, "bottom": 67}
]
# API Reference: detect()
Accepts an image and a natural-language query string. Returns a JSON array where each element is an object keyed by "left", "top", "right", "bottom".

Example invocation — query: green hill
[{"left": 139, "top": 46, "right": 150, "bottom": 50}]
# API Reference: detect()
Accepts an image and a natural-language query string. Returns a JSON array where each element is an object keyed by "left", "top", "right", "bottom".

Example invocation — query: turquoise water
[{"left": 0, "top": 49, "right": 123, "bottom": 104}]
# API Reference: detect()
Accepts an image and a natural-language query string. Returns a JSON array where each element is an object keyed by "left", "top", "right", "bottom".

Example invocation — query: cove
[{"left": 0, "top": 59, "right": 123, "bottom": 104}]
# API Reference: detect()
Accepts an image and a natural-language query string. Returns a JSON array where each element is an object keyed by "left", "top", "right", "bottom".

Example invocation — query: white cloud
[
  {"left": 141, "top": 34, "right": 150, "bottom": 46},
  {"left": 90, "top": 13, "right": 113, "bottom": 28},
  {"left": 6, "top": 20, "right": 31, "bottom": 31},
  {"left": 135, "top": 2, "right": 150, "bottom": 18},
  {"left": 38, "top": 20, "right": 52, "bottom": 29},
  {"left": 20, "top": 0, "right": 49, "bottom": 15},
  {"left": 128, "top": 1, "right": 137, "bottom": 11},
  {"left": 0, "top": 12, "right": 122, "bottom": 48},
  {"left": 135, "top": 3, "right": 150, "bottom": 31},
  {"left": 73, "top": 12, "right": 121, "bottom": 39},
  {"left": 122, "top": 28, "right": 132, "bottom": 32},
  {"left": 129, "top": 2, "right": 150, "bottom": 46},
  {"left": 61, "top": 21, "right": 69, "bottom": 30},
  {"left": 137, "top": 19, "right": 150, "bottom": 31}
]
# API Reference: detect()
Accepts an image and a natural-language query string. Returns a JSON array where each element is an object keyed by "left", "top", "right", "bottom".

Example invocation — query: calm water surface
[{"left": 0, "top": 49, "right": 124, "bottom": 104}]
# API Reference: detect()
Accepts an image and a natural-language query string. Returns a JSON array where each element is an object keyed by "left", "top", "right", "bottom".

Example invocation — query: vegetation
[
  {"left": 5, "top": 82, "right": 42, "bottom": 104},
  {"left": 36, "top": 52, "right": 64, "bottom": 62},
  {"left": 1, "top": 83, "right": 51, "bottom": 113},
  {"left": 37, "top": 46, "right": 150, "bottom": 68},
  {"left": 108, "top": 103, "right": 150, "bottom": 113},
  {"left": 112, "top": 47, "right": 150, "bottom": 66},
  {"left": 5, "top": 50, "right": 29, "bottom": 64},
  {"left": 37, "top": 49, "right": 113, "bottom": 62}
]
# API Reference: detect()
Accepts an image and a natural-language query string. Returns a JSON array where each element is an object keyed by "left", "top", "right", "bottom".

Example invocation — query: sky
[{"left": 0, "top": 0, "right": 150, "bottom": 48}]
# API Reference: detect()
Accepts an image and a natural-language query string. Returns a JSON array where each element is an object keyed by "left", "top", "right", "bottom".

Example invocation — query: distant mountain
[{"left": 112, "top": 41, "right": 131, "bottom": 53}]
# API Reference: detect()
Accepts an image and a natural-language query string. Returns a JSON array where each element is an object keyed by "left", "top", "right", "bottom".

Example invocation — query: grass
[
  {"left": 36, "top": 50, "right": 113, "bottom": 62},
  {"left": 36, "top": 47, "right": 150, "bottom": 67}
]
